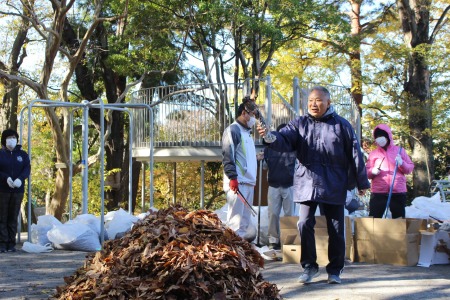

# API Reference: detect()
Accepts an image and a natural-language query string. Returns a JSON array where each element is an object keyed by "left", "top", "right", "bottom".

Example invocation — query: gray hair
[{"left": 310, "top": 86, "right": 331, "bottom": 100}]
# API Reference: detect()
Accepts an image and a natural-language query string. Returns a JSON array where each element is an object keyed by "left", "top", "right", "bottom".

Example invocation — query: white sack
[
  {"left": 31, "top": 215, "right": 63, "bottom": 245},
  {"left": 406, "top": 193, "right": 450, "bottom": 220},
  {"left": 22, "top": 242, "right": 53, "bottom": 253},
  {"left": 47, "top": 223, "right": 101, "bottom": 252},
  {"left": 215, "top": 204, "right": 270, "bottom": 245},
  {"left": 67, "top": 214, "right": 101, "bottom": 235},
  {"left": 104, "top": 208, "right": 139, "bottom": 239}
]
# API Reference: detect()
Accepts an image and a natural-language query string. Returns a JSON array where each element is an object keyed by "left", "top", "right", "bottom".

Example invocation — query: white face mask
[
  {"left": 375, "top": 136, "right": 387, "bottom": 147},
  {"left": 247, "top": 116, "right": 256, "bottom": 128},
  {"left": 6, "top": 138, "right": 17, "bottom": 150}
]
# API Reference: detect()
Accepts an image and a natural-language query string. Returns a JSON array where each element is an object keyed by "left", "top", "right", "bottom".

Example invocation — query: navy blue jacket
[
  {"left": 266, "top": 106, "right": 370, "bottom": 205},
  {"left": 263, "top": 148, "right": 296, "bottom": 188},
  {"left": 0, "top": 145, "right": 31, "bottom": 193}
]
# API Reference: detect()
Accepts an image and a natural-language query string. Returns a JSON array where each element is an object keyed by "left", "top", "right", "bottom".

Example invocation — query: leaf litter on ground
[{"left": 53, "top": 205, "right": 281, "bottom": 300}]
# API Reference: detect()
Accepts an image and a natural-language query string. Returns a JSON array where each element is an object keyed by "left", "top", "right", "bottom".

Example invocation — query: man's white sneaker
[
  {"left": 327, "top": 274, "right": 341, "bottom": 284},
  {"left": 298, "top": 265, "right": 320, "bottom": 283}
]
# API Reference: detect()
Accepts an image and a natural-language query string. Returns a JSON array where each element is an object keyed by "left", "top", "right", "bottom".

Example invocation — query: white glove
[
  {"left": 13, "top": 178, "right": 22, "bottom": 188},
  {"left": 371, "top": 168, "right": 381, "bottom": 176},
  {"left": 7, "top": 177, "right": 15, "bottom": 188},
  {"left": 395, "top": 155, "right": 403, "bottom": 166}
]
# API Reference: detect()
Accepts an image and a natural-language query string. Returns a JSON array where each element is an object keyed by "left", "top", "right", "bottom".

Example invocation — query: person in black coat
[
  {"left": 263, "top": 124, "right": 297, "bottom": 250},
  {"left": 0, "top": 129, "right": 31, "bottom": 252}
]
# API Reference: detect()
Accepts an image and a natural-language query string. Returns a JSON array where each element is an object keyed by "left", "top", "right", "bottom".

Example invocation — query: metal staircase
[{"left": 130, "top": 77, "right": 360, "bottom": 163}]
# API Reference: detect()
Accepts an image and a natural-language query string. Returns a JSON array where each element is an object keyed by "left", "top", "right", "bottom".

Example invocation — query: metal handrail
[
  {"left": 429, "top": 180, "right": 450, "bottom": 202},
  {"left": 131, "top": 78, "right": 360, "bottom": 150}
]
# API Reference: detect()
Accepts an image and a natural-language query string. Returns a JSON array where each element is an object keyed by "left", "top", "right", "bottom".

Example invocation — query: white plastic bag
[
  {"left": 104, "top": 208, "right": 139, "bottom": 239},
  {"left": 31, "top": 215, "right": 63, "bottom": 245},
  {"left": 47, "top": 223, "right": 101, "bottom": 252},
  {"left": 37, "top": 214, "right": 62, "bottom": 227},
  {"left": 22, "top": 242, "right": 53, "bottom": 253},
  {"left": 67, "top": 214, "right": 101, "bottom": 235}
]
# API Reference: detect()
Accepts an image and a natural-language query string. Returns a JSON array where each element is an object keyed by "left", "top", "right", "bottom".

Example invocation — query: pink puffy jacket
[{"left": 366, "top": 124, "right": 414, "bottom": 193}]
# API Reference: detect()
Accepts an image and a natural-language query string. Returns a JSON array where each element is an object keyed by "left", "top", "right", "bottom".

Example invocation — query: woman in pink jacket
[{"left": 366, "top": 124, "right": 414, "bottom": 218}]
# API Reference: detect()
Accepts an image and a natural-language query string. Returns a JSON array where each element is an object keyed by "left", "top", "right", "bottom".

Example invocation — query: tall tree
[
  {"left": 0, "top": 0, "right": 120, "bottom": 219},
  {"left": 396, "top": 0, "right": 450, "bottom": 196},
  {"left": 0, "top": 0, "right": 33, "bottom": 131}
]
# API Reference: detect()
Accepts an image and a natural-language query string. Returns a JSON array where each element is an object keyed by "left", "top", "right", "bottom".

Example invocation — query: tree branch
[
  {"left": 429, "top": 5, "right": 450, "bottom": 44},
  {"left": 0, "top": 70, "right": 43, "bottom": 95}
]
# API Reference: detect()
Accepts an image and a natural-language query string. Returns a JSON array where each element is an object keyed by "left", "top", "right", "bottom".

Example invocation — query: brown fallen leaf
[{"left": 53, "top": 205, "right": 281, "bottom": 300}]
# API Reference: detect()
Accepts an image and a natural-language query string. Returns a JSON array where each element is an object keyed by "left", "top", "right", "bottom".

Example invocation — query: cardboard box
[
  {"left": 353, "top": 217, "right": 427, "bottom": 266},
  {"left": 280, "top": 216, "right": 301, "bottom": 264},
  {"left": 354, "top": 217, "right": 375, "bottom": 263},
  {"left": 280, "top": 216, "right": 300, "bottom": 245},
  {"left": 418, "top": 230, "right": 450, "bottom": 267},
  {"left": 315, "top": 234, "right": 329, "bottom": 266},
  {"left": 345, "top": 216, "right": 354, "bottom": 261},
  {"left": 373, "top": 218, "right": 426, "bottom": 266},
  {"left": 280, "top": 216, "right": 329, "bottom": 265},
  {"left": 280, "top": 216, "right": 329, "bottom": 245},
  {"left": 282, "top": 245, "right": 301, "bottom": 264},
  {"left": 281, "top": 216, "right": 354, "bottom": 265}
]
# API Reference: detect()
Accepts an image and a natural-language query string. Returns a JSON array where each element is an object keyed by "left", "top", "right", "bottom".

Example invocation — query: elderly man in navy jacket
[{"left": 258, "top": 86, "right": 369, "bottom": 284}]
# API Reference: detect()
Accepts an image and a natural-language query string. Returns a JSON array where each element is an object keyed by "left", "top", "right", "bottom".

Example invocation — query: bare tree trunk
[
  {"left": 348, "top": 0, "right": 363, "bottom": 115},
  {"left": 405, "top": 54, "right": 433, "bottom": 197},
  {"left": 397, "top": 0, "right": 435, "bottom": 196},
  {"left": 48, "top": 168, "right": 70, "bottom": 219},
  {"left": 131, "top": 159, "right": 142, "bottom": 213}
]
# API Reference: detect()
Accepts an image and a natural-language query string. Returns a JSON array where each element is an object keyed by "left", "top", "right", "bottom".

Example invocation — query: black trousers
[
  {"left": 297, "top": 201, "right": 345, "bottom": 276},
  {"left": 369, "top": 193, "right": 406, "bottom": 219},
  {"left": 0, "top": 192, "right": 24, "bottom": 249}
]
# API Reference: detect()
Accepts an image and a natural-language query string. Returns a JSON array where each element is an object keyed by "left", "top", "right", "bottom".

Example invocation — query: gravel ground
[{"left": 0, "top": 241, "right": 449, "bottom": 300}]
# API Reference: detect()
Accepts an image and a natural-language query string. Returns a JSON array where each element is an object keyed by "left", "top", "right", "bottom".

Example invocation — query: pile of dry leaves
[{"left": 54, "top": 206, "right": 281, "bottom": 299}]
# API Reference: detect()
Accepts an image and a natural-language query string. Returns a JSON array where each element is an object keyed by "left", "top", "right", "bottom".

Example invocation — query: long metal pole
[
  {"left": 257, "top": 158, "right": 263, "bottom": 246},
  {"left": 141, "top": 162, "right": 145, "bottom": 212},
  {"left": 266, "top": 76, "right": 273, "bottom": 126},
  {"left": 81, "top": 100, "right": 89, "bottom": 214},
  {"left": 200, "top": 160, "right": 205, "bottom": 209},
  {"left": 293, "top": 77, "right": 300, "bottom": 115},
  {"left": 128, "top": 108, "right": 133, "bottom": 213},
  {"left": 26, "top": 102, "right": 33, "bottom": 241},
  {"left": 99, "top": 99, "right": 105, "bottom": 245},
  {"left": 69, "top": 110, "right": 74, "bottom": 220},
  {"left": 173, "top": 162, "right": 176, "bottom": 205},
  {"left": 17, "top": 106, "right": 27, "bottom": 243},
  {"left": 149, "top": 106, "right": 154, "bottom": 209}
]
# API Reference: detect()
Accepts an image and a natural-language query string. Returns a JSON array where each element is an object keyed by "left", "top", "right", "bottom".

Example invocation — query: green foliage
[
  {"left": 149, "top": 162, "right": 226, "bottom": 212},
  {"left": 360, "top": 1, "right": 450, "bottom": 185},
  {"left": 3, "top": 0, "right": 450, "bottom": 213}
]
